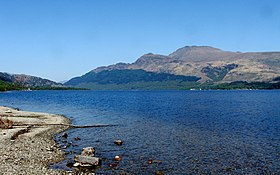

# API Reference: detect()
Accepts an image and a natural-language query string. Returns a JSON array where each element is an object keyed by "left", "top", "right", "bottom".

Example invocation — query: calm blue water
[{"left": 0, "top": 90, "right": 280, "bottom": 174}]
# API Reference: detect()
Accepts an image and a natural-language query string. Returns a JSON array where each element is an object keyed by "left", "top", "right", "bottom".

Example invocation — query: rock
[
  {"left": 155, "top": 171, "right": 164, "bottom": 175},
  {"left": 109, "top": 163, "right": 118, "bottom": 168},
  {"left": 73, "top": 162, "right": 80, "bottom": 167},
  {"left": 148, "top": 159, "right": 153, "bottom": 164},
  {"left": 5, "top": 110, "right": 12, "bottom": 113},
  {"left": 114, "top": 155, "right": 121, "bottom": 161},
  {"left": 81, "top": 147, "right": 95, "bottom": 157},
  {"left": 114, "top": 139, "right": 123, "bottom": 146},
  {"left": 66, "top": 161, "right": 74, "bottom": 167},
  {"left": 74, "top": 137, "right": 81, "bottom": 140},
  {"left": 72, "top": 143, "right": 77, "bottom": 147},
  {"left": 74, "top": 155, "right": 101, "bottom": 167},
  {"left": 46, "top": 147, "right": 54, "bottom": 152},
  {"left": 62, "top": 132, "right": 68, "bottom": 138}
]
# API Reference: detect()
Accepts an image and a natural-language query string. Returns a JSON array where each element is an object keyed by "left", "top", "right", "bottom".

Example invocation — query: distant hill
[
  {"left": 0, "top": 72, "right": 62, "bottom": 88},
  {"left": 65, "top": 46, "right": 280, "bottom": 90},
  {"left": 0, "top": 80, "right": 24, "bottom": 91}
]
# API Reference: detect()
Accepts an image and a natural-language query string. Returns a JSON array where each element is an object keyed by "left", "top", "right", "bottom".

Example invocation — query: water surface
[{"left": 0, "top": 90, "right": 279, "bottom": 174}]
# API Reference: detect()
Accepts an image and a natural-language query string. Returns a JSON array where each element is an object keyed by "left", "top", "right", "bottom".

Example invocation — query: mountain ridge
[
  {"left": 77, "top": 46, "right": 280, "bottom": 84},
  {"left": 3, "top": 45, "right": 280, "bottom": 90},
  {"left": 65, "top": 45, "right": 280, "bottom": 89}
]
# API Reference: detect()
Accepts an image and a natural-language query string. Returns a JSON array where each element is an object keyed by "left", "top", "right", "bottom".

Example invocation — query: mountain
[
  {"left": 0, "top": 72, "right": 62, "bottom": 88},
  {"left": 65, "top": 46, "right": 280, "bottom": 90},
  {"left": 65, "top": 69, "right": 201, "bottom": 90},
  {"left": 169, "top": 46, "right": 239, "bottom": 62}
]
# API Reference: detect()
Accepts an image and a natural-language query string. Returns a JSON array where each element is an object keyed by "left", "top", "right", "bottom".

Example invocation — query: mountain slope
[
  {"left": 169, "top": 46, "right": 239, "bottom": 62},
  {"left": 0, "top": 80, "right": 24, "bottom": 91},
  {"left": 65, "top": 69, "right": 201, "bottom": 89},
  {"left": 65, "top": 46, "right": 280, "bottom": 90},
  {"left": 87, "top": 46, "right": 280, "bottom": 83},
  {"left": 0, "top": 72, "right": 62, "bottom": 87}
]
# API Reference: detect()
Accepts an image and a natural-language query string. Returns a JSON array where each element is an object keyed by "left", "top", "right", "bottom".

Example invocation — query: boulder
[
  {"left": 81, "top": 147, "right": 95, "bottom": 157},
  {"left": 74, "top": 155, "right": 101, "bottom": 167}
]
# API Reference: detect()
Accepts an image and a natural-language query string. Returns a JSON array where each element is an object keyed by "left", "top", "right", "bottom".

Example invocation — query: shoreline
[{"left": 0, "top": 106, "right": 71, "bottom": 175}]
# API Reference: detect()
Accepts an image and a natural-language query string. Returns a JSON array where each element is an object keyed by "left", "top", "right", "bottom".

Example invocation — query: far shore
[{"left": 0, "top": 106, "right": 71, "bottom": 175}]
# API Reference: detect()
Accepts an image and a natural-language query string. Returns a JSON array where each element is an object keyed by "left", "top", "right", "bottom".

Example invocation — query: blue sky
[{"left": 0, "top": 0, "right": 280, "bottom": 81}]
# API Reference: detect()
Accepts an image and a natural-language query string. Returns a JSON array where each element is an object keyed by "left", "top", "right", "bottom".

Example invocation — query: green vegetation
[
  {"left": 32, "top": 86, "right": 88, "bottom": 90},
  {"left": 0, "top": 80, "right": 24, "bottom": 91},
  {"left": 203, "top": 81, "right": 280, "bottom": 90},
  {"left": 0, "top": 80, "right": 87, "bottom": 92},
  {"left": 201, "top": 64, "right": 238, "bottom": 81},
  {"left": 1, "top": 78, "right": 280, "bottom": 91},
  {"left": 66, "top": 80, "right": 280, "bottom": 90},
  {"left": 73, "top": 81, "right": 200, "bottom": 90},
  {"left": 65, "top": 69, "right": 203, "bottom": 90},
  {"left": 273, "top": 76, "right": 280, "bottom": 81},
  {"left": 65, "top": 69, "right": 201, "bottom": 86},
  {"left": 2, "top": 67, "right": 280, "bottom": 91},
  {"left": 65, "top": 69, "right": 280, "bottom": 90}
]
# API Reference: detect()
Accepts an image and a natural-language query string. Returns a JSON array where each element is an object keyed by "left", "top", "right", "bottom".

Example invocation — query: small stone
[
  {"left": 81, "top": 147, "right": 95, "bottom": 157},
  {"left": 74, "top": 137, "right": 81, "bottom": 140},
  {"left": 46, "top": 147, "right": 54, "bottom": 151},
  {"left": 73, "top": 162, "right": 80, "bottom": 167},
  {"left": 109, "top": 163, "right": 118, "bottom": 168},
  {"left": 114, "top": 139, "right": 123, "bottom": 146},
  {"left": 155, "top": 171, "right": 164, "bottom": 175},
  {"left": 5, "top": 110, "right": 12, "bottom": 113},
  {"left": 66, "top": 161, "right": 74, "bottom": 167},
  {"left": 114, "top": 155, "right": 121, "bottom": 161},
  {"left": 148, "top": 159, "right": 153, "bottom": 164},
  {"left": 62, "top": 132, "right": 68, "bottom": 138}
]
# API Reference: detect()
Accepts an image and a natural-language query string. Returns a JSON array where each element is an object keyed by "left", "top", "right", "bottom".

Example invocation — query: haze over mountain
[{"left": 66, "top": 46, "right": 280, "bottom": 89}]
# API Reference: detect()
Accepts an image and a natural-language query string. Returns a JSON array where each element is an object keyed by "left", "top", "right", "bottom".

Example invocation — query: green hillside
[
  {"left": 0, "top": 80, "right": 24, "bottom": 91},
  {"left": 205, "top": 81, "right": 280, "bottom": 90},
  {"left": 65, "top": 69, "right": 280, "bottom": 90},
  {"left": 65, "top": 69, "right": 201, "bottom": 89}
]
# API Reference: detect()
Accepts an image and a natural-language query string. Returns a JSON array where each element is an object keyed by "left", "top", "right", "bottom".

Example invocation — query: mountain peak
[
  {"left": 169, "top": 45, "right": 236, "bottom": 62},
  {"left": 177, "top": 45, "right": 222, "bottom": 51},
  {"left": 135, "top": 53, "right": 173, "bottom": 65},
  {"left": 68, "top": 45, "right": 280, "bottom": 88}
]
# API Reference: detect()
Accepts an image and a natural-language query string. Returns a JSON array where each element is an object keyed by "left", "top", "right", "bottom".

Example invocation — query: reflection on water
[{"left": 1, "top": 90, "right": 280, "bottom": 174}]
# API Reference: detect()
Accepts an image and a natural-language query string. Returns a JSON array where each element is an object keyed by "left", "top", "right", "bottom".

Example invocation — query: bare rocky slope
[{"left": 88, "top": 46, "right": 280, "bottom": 83}]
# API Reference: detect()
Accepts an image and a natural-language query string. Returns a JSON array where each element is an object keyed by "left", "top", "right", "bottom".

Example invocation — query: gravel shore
[{"left": 0, "top": 106, "right": 71, "bottom": 175}]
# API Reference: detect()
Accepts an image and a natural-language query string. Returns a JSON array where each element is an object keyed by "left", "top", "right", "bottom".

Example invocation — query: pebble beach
[{"left": 0, "top": 106, "right": 71, "bottom": 175}]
